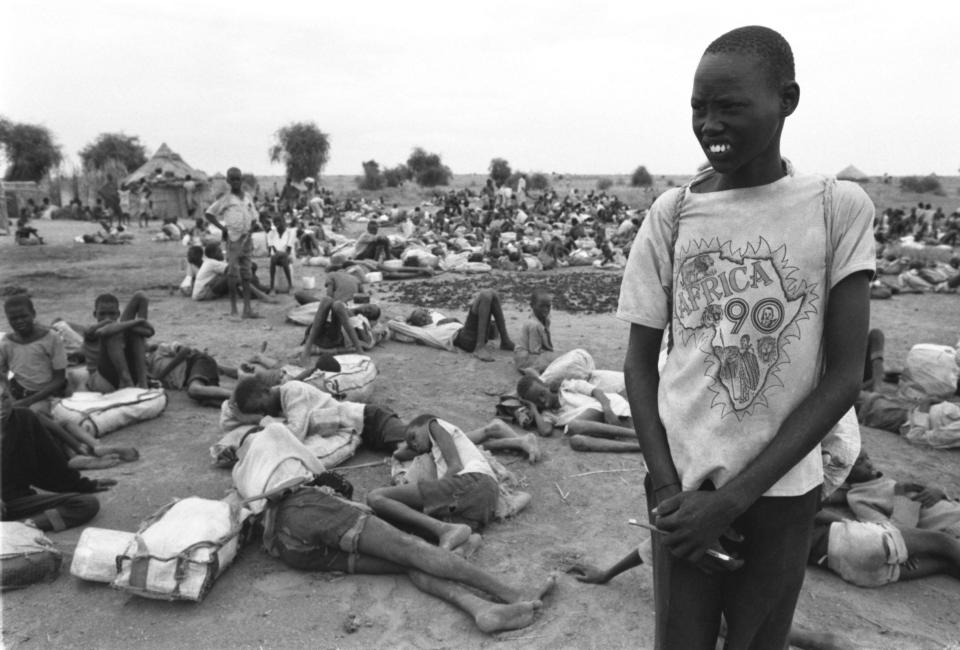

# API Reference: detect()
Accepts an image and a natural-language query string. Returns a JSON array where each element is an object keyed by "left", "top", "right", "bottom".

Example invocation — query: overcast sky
[{"left": 3, "top": 0, "right": 958, "bottom": 179}]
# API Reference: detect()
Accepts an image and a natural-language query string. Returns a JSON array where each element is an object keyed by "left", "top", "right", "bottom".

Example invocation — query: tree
[
  {"left": 0, "top": 117, "right": 62, "bottom": 181},
  {"left": 268, "top": 122, "right": 331, "bottom": 183},
  {"left": 489, "top": 158, "right": 512, "bottom": 186},
  {"left": 357, "top": 160, "right": 384, "bottom": 191},
  {"left": 528, "top": 172, "right": 550, "bottom": 191},
  {"left": 630, "top": 165, "right": 653, "bottom": 187},
  {"left": 407, "top": 147, "right": 452, "bottom": 187},
  {"left": 79, "top": 132, "right": 147, "bottom": 173},
  {"left": 383, "top": 164, "right": 410, "bottom": 188}
]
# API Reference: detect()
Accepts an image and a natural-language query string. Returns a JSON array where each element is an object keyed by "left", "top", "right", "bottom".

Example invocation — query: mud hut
[{"left": 124, "top": 144, "right": 207, "bottom": 222}]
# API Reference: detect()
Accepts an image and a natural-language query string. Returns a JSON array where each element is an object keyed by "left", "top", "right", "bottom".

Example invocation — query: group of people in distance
[{"left": 6, "top": 24, "right": 960, "bottom": 649}]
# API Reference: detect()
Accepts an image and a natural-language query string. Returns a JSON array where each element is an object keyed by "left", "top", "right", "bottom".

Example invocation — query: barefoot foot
[
  {"left": 474, "top": 349, "right": 494, "bottom": 362},
  {"left": 514, "top": 573, "right": 557, "bottom": 604},
  {"left": 438, "top": 523, "right": 472, "bottom": 550},
  {"left": 520, "top": 433, "right": 541, "bottom": 463},
  {"left": 69, "top": 454, "right": 121, "bottom": 470},
  {"left": 474, "top": 601, "right": 539, "bottom": 634},
  {"left": 453, "top": 533, "right": 483, "bottom": 559},
  {"left": 500, "top": 340, "right": 516, "bottom": 351}
]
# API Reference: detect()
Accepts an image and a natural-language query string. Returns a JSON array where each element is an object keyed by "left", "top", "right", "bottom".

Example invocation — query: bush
[
  {"left": 383, "top": 164, "right": 410, "bottom": 188},
  {"left": 407, "top": 147, "right": 452, "bottom": 187},
  {"left": 899, "top": 174, "right": 943, "bottom": 195},
  {"left": 489, "top": 158, "right": 512, "bottom": 186},
  {"left": 356, "top": 160, "right": 384, "bottom": 191},
  {"left": 596, "top": 177, "right": 613, "bottom": 191},
  {"left": 528, "top": 172, "right": 550, "bottom": 191},
  {"left": 631, "top": 165, "right": 653, "bottom": 187}
]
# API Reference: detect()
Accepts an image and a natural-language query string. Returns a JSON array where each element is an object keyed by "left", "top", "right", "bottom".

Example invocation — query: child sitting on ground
[
  {"left": 299, "top": 298, "right": 382, "bottom": 366},
  {"left": 514, "top": 289, "right": 558, "bottom": 374},
  {"left": 82, "top": 292, "right": 154, "bottom": 392},
  {"left": 1, "top": 296, "right": 135, "bottom": 468}
]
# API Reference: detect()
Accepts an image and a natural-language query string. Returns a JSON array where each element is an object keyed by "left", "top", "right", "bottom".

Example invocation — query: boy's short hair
[
  {"left": 516, "top": 375, "right": 543, "bottom": 400},
  {"left": 187, "top": 245, "right": 204, "bottom": 267},
  {"left": 530, "top": 288, "right": 553, "bottom": 306},
  {"left": 407, "top": 308, "right": 431, "bottom": 327},
  {"left": 204, "top": 242, "right": 221, "bottom": 258},
  {"left": 95, "top": 293, "right": 120, "bottom": 310},
  {"left": 3, "top": 294, "right": 35, "bottom": 314},
  {"left": 704, "top": 25, "right": 795, "bottom": 89},
  {"left": 314, "top": 353, "right": 341, "bottom": 373},
  {"left": 233, "top": 376, "right": 270, "bottom": 413}
]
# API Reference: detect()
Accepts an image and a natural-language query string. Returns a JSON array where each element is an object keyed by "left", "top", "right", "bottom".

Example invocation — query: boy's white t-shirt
[
  {"left": 617, "top": 173, "right": 876, "bottom": 497},
  {"left": 430, "top": 419, "right": 496, "bottom": 479}
]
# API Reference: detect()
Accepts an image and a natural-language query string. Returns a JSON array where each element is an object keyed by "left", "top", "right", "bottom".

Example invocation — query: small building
[
  {"left": 124, "top": 144, "right": 208, "bottom": 222},
  {"left": 836, "top": 164, "right": 869, "bottom": 183}
]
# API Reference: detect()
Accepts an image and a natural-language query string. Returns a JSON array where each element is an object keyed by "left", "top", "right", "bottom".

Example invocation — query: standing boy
[
  {"left": 618, "top": 26, "right": 875, "bottom": 649},
  {"left": 206, "top": 167, "right": 259, "bottom": 318}
]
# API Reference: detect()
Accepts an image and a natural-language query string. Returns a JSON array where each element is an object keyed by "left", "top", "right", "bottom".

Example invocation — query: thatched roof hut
[
  {"left": 124, "top": 144, "right": 207, "bottom": 222},
  {"left": 836, "top": 164, "right": 869, "bottom": 182}
]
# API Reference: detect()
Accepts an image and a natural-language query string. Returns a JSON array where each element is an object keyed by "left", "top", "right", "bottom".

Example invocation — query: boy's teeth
[{"left": 709, "top": 144, "right": 729, "bottom": 153}]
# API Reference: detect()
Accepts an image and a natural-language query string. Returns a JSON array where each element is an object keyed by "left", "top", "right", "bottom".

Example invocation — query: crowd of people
[{"left": 4, "top": 24, "right": 960, "bottom": 649}]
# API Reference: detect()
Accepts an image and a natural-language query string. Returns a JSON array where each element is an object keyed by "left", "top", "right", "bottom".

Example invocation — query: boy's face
[
  {"left": 405, "top": 424, "right": 432, "bottom": 454},
  {"left": 4, "top": 304, "right": 36, "bottom": 338},
  {"left": 847, "top": 452, "right": 880, "bottom": 484},
  {"left": 94, "top": 301, "right": 121, "bottom": 323},
  {"left": 532, "top": 295, "right": 553, "bottom": 323},
  {"left": 526, "top": 381, "right": 559, "bottom": 410},
  {"left": 691, "top": 53, "right": 793, "bottom": 182}
]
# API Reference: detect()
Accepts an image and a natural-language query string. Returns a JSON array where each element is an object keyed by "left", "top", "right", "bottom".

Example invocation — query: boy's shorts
[
  {"left": 185, "top": 353, "right": 219, "bottom": 387},
  {"left": 270, "top": 487, "right": 369, "bottom": 573},
  {"left": 827, "top": 520, "right": 907, "bottom": 587},
  {"left": 419, "top": 472, "right": 498, "bottom": 531},
  {"left": 87, "top": 369, "right": 117, "bottom": 394},
  {"left": 361, "top": 404, "right": 406, "bottom": 451},
  {"left": 226, "top": 237, "right": 253, "bottom": 281}
]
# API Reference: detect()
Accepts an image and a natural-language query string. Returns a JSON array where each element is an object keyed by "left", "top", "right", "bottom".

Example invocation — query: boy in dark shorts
[
  {"left": 402, "top": 289, "right": 516, "bottom": 362},
  {"left": 263, "top": 481, "right": 556, "bottom": 633},
  {"left": 82, "top": 292, "right": 154, "bottom": 392},
  {"left": 366, "top": 414, "right": 500, "bottom": 550},
  {"left": 147, "top": 342, "right": 232, "bottom": 406},
  {"left": 617, "top": 26, "right": 875, "bottom": 649}
]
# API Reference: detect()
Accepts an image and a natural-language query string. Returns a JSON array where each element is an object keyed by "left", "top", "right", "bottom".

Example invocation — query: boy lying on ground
[
  {"left": 262, "top": 478, "right": 556, "bottom": 633},
  {"left": 388, "top": 289, "right": 515, "bottom": 362},
  {"left": 146, "top": 342, "right": 235, "bottom": 406},
  {"left": 517, "top": 373, "right": 639, "bottom": 453},
  {"left": 826, "top": 450, "right": 960, "bottom": 538},
  {"left": 366, "top": 415, "right": 534, "bottom": 551}
]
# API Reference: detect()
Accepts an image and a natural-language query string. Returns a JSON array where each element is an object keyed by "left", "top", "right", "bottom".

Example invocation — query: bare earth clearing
[{"left": 1, "top": 220, "right": 959, "bottom": 650}]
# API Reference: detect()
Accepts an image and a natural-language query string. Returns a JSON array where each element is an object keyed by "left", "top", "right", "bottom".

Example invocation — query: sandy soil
[{"left": 1, "top": 220, "right": 959, "bottom": 650}]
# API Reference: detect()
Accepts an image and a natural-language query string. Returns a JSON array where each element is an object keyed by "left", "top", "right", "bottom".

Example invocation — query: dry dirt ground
[{"left": 1, "top": 220, "right": 959, "bottom": 650}]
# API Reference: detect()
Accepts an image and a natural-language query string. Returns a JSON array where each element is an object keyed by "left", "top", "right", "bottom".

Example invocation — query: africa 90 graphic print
[{"left": 673, "top": 237, "right": 819, "bottom": 418}]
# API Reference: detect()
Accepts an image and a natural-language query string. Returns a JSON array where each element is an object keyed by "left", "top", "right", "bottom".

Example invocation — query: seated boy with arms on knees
[
  {"left": 514, "top": 289, "right": 558, "bottom": 373},
  {"left": 366, "top": 415, "right": 502, "bottom": 550},
  {"left": 516, "top": 374, "right": 640, "bottom": 453},
  {"left": 263, "top": 478, "right": 556, "bottom": 633},
  {"left": 618, "top": 26, "right": 875, "bottom": 649},
  {"left": 299, "top": 298, "right": 382, "bottom": 366},
  {"left": 82, "top": 292, "right": 154, "bottom": 392},
  {"left": 1, "top": 388, "right": 116, "bottom": 532},
  {"left": 1, "top": 296, "right": 134, "bottom": 468}
]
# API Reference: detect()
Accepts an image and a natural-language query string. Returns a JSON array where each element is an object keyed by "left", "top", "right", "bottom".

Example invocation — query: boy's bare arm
[
  {"left": 623, "top": 324, "right": 680, "bottom": 499},
  {"left": 520, "top": 399, "right": 554, "bottom": 437},
  {"left": 87, "top": 318, "right": 153, "bottom": 338},
  {"left": 590, "top": 388, "right": 619, "bottom": 425},
  {"left": 12, "top": 369, "right": 67, "bottom": 408},
  {"left": 657, "top": 272, "right": 871, "bottom": 562},
  {"left": 430, "top": 421, "right": 463, "bottom": 476}
]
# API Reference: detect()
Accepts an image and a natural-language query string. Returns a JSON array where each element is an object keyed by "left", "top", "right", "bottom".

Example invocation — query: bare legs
[
  {"left": 300, "top": 298, "right": 363, "bottom": 366},
  {"left": 366, "top": 484, "right": 473, "bottom": 551},
  {"left": 470, "top": 290, "right": 515, "bottom": 361},
  {"left": 566, "top": 415, "right": 641, "bottom": 453},
  {"left": 101, "top": 292, "right": 150, "bottom": 388},
  {"left": 465, "top": 419, "right": 540, "bottom": 463},
  {"left": 898, "top": 528, "right": 960, "bottom": 581}
]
